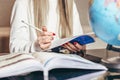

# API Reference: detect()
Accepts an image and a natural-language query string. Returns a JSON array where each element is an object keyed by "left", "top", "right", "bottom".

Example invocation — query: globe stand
[{"left": 102, "top": 44, "right": 120, "bottom": 72}]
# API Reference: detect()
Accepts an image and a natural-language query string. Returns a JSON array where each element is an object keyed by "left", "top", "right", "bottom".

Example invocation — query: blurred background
[
  {"left": 0, "top": 0, "right": 99, "bottom": 53},
  {"left": 0, "top": 0, "right": 14, "bottom": 53}
]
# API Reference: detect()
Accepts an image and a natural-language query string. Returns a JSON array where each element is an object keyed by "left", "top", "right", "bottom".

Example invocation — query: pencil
[{"left": 21, "top": 20, "right": 42, "bottom": 32}]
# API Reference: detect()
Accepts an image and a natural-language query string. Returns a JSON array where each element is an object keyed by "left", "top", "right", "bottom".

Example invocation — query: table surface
[{"left": 87, "top": 49, "right": 120, "bottom": 80}]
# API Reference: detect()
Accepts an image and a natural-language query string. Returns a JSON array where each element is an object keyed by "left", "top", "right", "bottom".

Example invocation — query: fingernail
[
  {"left": 66, "top": 43, "right": 69, "bottom": 45},
  {"left": 62, "top": 44, "right": 65, "bottom": 46},
  {"left": 74, "top": 42, "right": 77, "bottom": 45},
  {"left": 53, "top": 33, "right": 55, "bottom": 35}
]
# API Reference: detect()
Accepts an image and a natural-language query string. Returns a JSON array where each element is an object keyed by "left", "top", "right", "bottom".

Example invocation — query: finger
[
  {"left": 63, "top": 43, "right": 77, "bottom": 52},
  {"left": 42, "top": 26, "right": 47, "bottom": 32},
  {"left": 42, "top": 36, "right": 54, "bottom": 44},
  {"left": 67, "top": 43, "right": 78, "bottom": 51},
  {"left": 39, "top": 43, "right": 51, "bottom": 50},
  {"left": 82, "top": 45, "right": 86, "bottom": 54},
  {"left": 73, "top": 42, "right": 83, "bottom": 51},
  {"left": 41, "top": 26, "right": 51, "bottom": 35},
  {"left": 82, "top": 45, "right": 86, "bottom": 50},
  {"left": 40, "top": 32, "right": 55, "bottom": 36},
  {"left": 38, "top": 36, "right": 54, "bottom": 44},
  {"left": 73, "top": 42, "right": 86, "bottom": 56},
  {"left": 38, "top": 26, "right": 56, "bottom": 36}
]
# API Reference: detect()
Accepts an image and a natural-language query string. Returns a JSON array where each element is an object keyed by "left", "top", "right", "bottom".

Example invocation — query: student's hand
[
  {"left": 35, "top": 27, "right": 55, "bottom": 50},
  {"left": 62, "top": 42, "right": 86, "bottom": 55}
]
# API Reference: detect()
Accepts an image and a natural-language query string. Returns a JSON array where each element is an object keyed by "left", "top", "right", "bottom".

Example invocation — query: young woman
[{"left": 10, "top": 0, "right": 85, "bottom": 54}]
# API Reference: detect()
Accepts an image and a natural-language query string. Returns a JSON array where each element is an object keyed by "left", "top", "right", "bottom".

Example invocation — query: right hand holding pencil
[{"left": 35, "top": 27, "right": 55, "bottom": 50}]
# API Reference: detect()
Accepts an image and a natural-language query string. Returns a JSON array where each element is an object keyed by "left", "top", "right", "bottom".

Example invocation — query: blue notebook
[
  {"left": 49, "top": 35, "right": 95, "bottom": 53},
  {"left": 70, "top": 35, "right": 94, "bottom": 45}
]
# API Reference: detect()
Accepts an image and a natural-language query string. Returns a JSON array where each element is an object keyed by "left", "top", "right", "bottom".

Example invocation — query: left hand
[{"left": 62, "top": 42, "right": 86, "bottom": 54}]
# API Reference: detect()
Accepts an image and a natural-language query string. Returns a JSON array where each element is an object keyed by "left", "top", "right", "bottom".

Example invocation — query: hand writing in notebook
[{"left": 35, "top": 26, "right": 55, "bottom": 50}]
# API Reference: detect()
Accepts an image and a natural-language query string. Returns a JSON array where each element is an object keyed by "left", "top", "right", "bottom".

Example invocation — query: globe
[{"left": 89, "top": 0, "right": 120, "bottom": 46}]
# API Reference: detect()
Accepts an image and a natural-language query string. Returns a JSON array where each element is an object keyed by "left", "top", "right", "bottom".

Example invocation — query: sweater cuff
[{"left": 30, "top": 41, "right": 42, "bottom": 52}]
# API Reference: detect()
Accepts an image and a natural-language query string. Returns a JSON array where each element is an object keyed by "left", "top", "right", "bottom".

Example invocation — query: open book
[{"left": 0, "top": 52, "right": 107, "bottom": 80}]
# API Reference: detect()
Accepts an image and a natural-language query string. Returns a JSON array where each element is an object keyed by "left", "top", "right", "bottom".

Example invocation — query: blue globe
[{"left": 89, "top": 0, "right": 120, "bottom": 46}]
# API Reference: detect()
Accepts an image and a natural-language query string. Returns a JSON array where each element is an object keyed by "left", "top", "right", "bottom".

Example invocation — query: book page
[
  {"left": 32, "top": 52, "right": 63, "bottom": 64},
  {"left": 32, "top": 52, "right": 107, "bottom": 71},
  {"left": 0, "top": 53, "right": 43, "bottom": 78},
  {"left": 48, "top": 35, "right": 78, "bottom": 50},
  {"left": 68, "top": 71, "right": 106, "bottom": 80}
]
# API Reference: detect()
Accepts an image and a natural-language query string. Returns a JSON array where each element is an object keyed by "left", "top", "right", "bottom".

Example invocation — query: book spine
[{"left": 43, "top": 69, "right": 49, "bottom": 80}]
